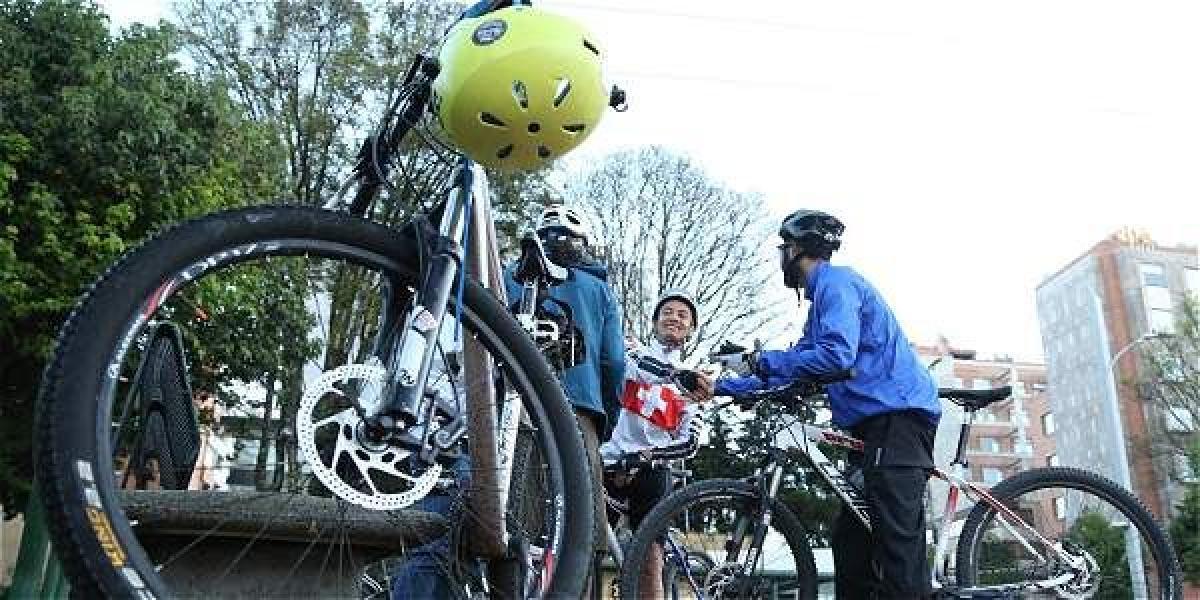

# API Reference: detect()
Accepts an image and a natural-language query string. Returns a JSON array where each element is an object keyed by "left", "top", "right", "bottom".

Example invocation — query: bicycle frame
[{"left": 756, "top": 412, "right": 1094, "bottom": 595}]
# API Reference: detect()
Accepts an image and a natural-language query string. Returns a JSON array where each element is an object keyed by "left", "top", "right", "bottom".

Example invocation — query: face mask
[{"left": 540, "top": 229, "right": 587, "bottom": 266}]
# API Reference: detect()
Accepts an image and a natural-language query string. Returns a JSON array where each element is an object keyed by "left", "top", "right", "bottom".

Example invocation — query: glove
[{"left": 712, "top": 345, "right": 760, "bottom": 378}]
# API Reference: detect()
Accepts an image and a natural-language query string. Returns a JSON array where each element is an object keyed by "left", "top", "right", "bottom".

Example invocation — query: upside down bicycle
[
  {"left": 618, "top": 375, "right": 1184, "bottom": 599},
  {"left": 34, "top": 1, "right": 626, "bottom": 597}
]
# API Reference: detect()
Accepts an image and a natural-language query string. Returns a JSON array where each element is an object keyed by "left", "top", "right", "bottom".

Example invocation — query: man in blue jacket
[{"left": 713, "top": 210, "right": 940, "bottom": 599}]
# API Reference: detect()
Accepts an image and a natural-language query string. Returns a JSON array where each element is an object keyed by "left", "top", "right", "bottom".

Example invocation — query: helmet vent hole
[
  {"left": 479, "top": 112, "right": 507, "bottom": 128},
  {"left": 562, "top": 123, "right": 586, "bottom": 134},
  {"left": 527, "top": 122, "right": 541, "bottom": 133},
  {"left": 553, "top": 78, "right": 572, "bottom": 108},
  {"left": 537, "top": 145, "right": 551, "bottom": 159},
  {"left": 582, "top": 38, "right": 599, "bottom": 56},
  {"left": 496, "top": 144, "right": 514, "bottom": 159},
  {"left": 512, "top": 80, "right": 529, "bottom": 110}
]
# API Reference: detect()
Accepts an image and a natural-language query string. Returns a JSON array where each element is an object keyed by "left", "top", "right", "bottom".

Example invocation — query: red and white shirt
[{"left": 600, "top": 339, "right": 702, "bottom": 463}]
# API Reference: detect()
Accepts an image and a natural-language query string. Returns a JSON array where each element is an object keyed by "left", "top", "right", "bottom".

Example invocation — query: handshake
[{"left": 710, "top": 340, "right": 762, "bottom": 378}]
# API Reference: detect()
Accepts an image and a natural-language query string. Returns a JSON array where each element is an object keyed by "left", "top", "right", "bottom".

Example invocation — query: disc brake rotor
[{"left": 296, "top": 363, "right": 440, "bottom": 510}]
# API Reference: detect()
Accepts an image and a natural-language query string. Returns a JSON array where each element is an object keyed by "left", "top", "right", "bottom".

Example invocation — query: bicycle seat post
[{"left": 952, "top": 407, "right": 976, "bottom": 468}]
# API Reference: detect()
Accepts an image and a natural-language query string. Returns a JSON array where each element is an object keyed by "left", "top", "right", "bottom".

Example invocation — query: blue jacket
[
  {"left": 715, "top": 261, "right": 940, "bottom": 428},
  {"left": 504, "top": 262, "right": 625, "bottom": 429}
]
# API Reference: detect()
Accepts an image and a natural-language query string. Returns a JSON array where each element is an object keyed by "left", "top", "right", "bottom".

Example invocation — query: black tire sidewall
[{"left": 35, "top": 206, "right": 594, "bottom": 598}]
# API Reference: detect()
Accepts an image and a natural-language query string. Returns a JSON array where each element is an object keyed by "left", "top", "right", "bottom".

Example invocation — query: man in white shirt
[{"left": 600, "top": 289, "right": 712, "bottom": 596}]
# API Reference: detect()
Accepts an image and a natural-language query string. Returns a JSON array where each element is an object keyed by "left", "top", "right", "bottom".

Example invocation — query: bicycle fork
[{"left": 731, "top": 449, "right": 788, "bottom": 575}]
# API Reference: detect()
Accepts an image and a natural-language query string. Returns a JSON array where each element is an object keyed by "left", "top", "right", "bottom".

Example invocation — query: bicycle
[
  {"left": 618, "top": 374, "right": 1185, "bottom": 599},
  {"left": 33, "top": 1, "right": 626, "bottom": 597}
]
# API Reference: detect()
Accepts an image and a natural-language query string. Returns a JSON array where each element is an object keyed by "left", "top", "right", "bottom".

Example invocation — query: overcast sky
[{"left": 99, "top": 0, "right": 1199, "bottom": 361}]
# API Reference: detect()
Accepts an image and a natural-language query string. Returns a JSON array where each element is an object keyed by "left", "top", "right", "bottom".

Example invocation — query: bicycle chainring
[
  {"left": 296, "top": 363, "right": 440, "bottom": 510},
  {"left": 1052, "top": 541, "right": 1100, "bottom": 599}
]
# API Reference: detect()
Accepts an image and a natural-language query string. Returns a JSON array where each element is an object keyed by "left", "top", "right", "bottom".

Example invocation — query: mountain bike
[
  {"left": 33, "top": 2, "right": 626, "bottom": 597},
  {"left": 618, "top": 375, "right": 1184, "bottom": 599}
]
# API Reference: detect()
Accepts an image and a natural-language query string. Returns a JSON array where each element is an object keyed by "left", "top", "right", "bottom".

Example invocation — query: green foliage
[
  {"left": 0, "top": 0, "right": 283, "bottom": 517},
  {"left": 1066, "top": 510, "right": 1134, "bottom": 599},
  {"left": 1170, "top": 442, "right": 1200, "bottom": 583}
]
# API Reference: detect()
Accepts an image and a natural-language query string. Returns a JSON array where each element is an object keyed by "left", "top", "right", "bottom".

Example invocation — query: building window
[
  {"left": 1054, "top": 496, "right": 1067, "bottom": 520},
  {"left": 1041, "top": 412, "right": 1056, "bottom": 435},
  {"left": 983, "top": 468, "right": 1004, "bottom": 484},
  {"left": 1150, "top": 309, "right": 1175, "bottom": 334},
  {"left": 973, "top": 378, "right": 992, "bottom": 390},
  {"left": 1177, "top": 453, "right": 1198, "bottom": 483},
  {"left": 1047, "top": 454, "right": 1059, "bottom": 467},
  {"left": 978, "top": 437, "right": 1000, "bottom": 453},
  {"left": 1165, "top": 407, "right": 1196, "bottom": 433},
  {"left": 1140, "top": 263, "right": 1167, "bottom": 287}
]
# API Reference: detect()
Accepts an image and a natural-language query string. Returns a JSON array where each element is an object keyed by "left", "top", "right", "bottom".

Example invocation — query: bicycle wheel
[
  {"left": 34, "top": 206, "right": 593, "bottom": 598},
  {"left": 955, "top": 466, "right": 1183, "bottom": 599},
  {"left": 619, "top": 478, "right": 817, "bottom": 600}
]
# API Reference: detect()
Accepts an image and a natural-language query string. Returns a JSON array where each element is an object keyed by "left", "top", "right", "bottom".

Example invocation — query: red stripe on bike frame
[
  {"left": 143, "top": 280, "right": 176, "bottom": 318},
  {"left": 964, "top": 482, "right": 1057, "bottom": 548},
  {"left": 541, "top": 550, "right": 554, "bottom": 595}
]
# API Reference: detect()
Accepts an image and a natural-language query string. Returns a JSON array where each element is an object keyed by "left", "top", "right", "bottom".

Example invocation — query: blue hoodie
[
  {"left": 504, "top": 262, "right": 625, "bottom": 429},
  {"left": 715, "top": 261, "right": 940, "bottom": 428}
]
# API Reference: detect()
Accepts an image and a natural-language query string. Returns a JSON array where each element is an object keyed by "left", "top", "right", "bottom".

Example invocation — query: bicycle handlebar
[{"left": 723, "top": 368, "right": 856, "bottom": 410}]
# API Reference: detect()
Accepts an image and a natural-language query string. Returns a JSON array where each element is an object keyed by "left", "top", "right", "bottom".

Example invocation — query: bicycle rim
[
  {"left": 35, "top": 207, "right": 583, "bottom": 598},
  {"left": 957, "top": 467, "right": 1182, "bottom": 599}
]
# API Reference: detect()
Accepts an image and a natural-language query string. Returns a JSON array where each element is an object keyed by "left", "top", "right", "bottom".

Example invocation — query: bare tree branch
[{"left": 566, "top": 146, "right": 783, "bottom": 360}]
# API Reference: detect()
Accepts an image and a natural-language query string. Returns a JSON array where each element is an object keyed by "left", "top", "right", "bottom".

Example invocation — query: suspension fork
[
  {"left": 366, "top": 161, "right": 471, "bottom": 433},
  {"left": 745, "top": 449, "right": 786, "bottom": 572},
  {"left": 728, "top": 449, "right": 785, "bottom": 570}
]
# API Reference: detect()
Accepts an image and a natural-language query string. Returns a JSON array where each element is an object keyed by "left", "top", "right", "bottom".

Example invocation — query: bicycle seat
[
  {"left": 938, "top": 386, "right": 1012, "bottom": 411},
  {"left": 513, "top": 233, "right": 568, "bottom": 286}
]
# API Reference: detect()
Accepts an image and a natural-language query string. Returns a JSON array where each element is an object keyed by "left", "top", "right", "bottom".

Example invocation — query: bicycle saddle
[{"left": 937, "top": 386, "right": 1012, "bottom": 411}]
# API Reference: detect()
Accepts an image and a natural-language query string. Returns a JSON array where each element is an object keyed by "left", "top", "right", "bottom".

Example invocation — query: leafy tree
[
  {"left": 1067, "top": 510, "right": 1134, "bottom": 599},
  {"left": 1169, "top": 442, "right": 1200, "bottom": 583},
  {"left": 1137, "top": 294, "right": 1200, "bottom": 466},
  {"left": 0, "top": 0, "right": 284, "bottom": 517}
]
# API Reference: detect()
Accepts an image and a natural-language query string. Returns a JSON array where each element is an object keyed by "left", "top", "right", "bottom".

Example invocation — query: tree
[
  {"left": 1169, "top": 442, "right": 1200, "bottom": 583},
  {"left": 0, "top": 0, "right": 285, "bottom": 517},
  {"left": 1066, "top": 510, "right": 1134, "bottom": 599},
  {"left": 565, "top": 146, "right": 782, "bottom": 360},
  {"left": 1136, "top": 295, "right": 1200, "bottom": 489}
]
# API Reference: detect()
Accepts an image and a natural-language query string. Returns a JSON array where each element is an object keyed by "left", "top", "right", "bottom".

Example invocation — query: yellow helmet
[{"left": 432, "top": 6, "right": 609, "bottom": 171}]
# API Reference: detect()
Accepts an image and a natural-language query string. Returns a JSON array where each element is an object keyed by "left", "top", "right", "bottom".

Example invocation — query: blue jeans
[{"left": 390, "top": 458, "right": 478, "bottom": 599}]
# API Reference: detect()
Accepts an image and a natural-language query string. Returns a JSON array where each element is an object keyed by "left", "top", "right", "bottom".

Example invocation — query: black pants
[
  {"left": 603, "top": 463, "right": 671, "bottom": 531},
  {"left": 833, "top": 410, "right": 936, "bottom": 600}
]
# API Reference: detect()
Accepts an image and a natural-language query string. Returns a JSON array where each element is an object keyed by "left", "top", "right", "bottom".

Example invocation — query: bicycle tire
[
  {"left": 619, "top": 478, "right": 817, "bottom": 600},
  {"left": 34, "top": 206, "right": 593, "bottom": 598},
  {"left": 955, "top": 466, "right": 1183, "bottom": 599}
]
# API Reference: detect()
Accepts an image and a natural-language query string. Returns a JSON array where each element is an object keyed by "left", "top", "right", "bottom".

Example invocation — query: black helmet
[
  {"left": 779, "top": 210, "right": 844, "bottom": 288},
  {"left": 780, "top": 210, "right": 844, "bottom": 254}
]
